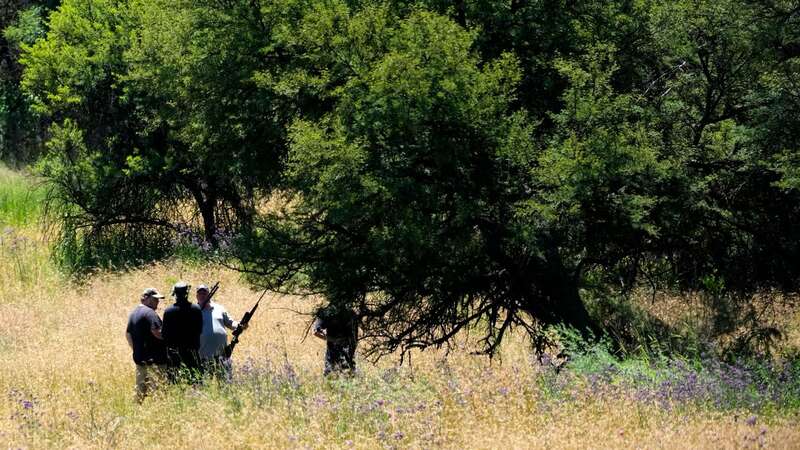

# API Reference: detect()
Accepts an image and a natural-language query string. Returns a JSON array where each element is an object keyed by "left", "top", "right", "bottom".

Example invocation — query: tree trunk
[
  {"left": 523, "top": 250, "right": 599, "bottom": 339},
  {"left": 198, "top": 196, "right": 218, "bottom": 246},
  {"left": 531, "top": 270, "right": 597, "bottom": 337},
  {"left": 186, "top": 179, "right": 218, "bottom": 247}
]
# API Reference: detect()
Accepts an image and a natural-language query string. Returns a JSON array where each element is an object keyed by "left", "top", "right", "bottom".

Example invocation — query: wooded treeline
[{"left": 3, "top": 0, "right": 800, "bottom": 357}]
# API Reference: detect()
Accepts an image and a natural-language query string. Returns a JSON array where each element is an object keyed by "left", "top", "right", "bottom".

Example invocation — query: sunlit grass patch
[{"left": 0, "top": 164, "right": 45, "bottom": 227}]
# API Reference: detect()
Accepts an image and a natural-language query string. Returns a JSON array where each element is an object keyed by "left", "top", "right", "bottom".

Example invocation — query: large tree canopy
[
  {"left": 237, "top": 0, "right": 800, "bottom": 357},
  {"left": 238, "top": 7, "right": 560, "bottom": 356},
  {"left": 18, "top": 0, "right": 800, "bottom": 355},
  {"left": 20, "top": 0, "right": 299, "bottom": 267}
]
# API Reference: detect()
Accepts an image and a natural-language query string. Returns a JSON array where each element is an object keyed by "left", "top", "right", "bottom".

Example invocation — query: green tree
[
  {"left": 237, "top": 1, "right": 800, "bottom": 357},
  {"left": 19, "top": 0, "right": 800, "bottom": 356},
  {"left": 1, "top": 1, "right": 56, "bottom": 165},
  {"left": 644, "top": 0, "right": 800, "bottom": 293},
  {"left": 20, "top": 0, "right": 299, "bottom": 268},
  {"left": 237, "top": 7, "right": 600, "bottom": 356}
]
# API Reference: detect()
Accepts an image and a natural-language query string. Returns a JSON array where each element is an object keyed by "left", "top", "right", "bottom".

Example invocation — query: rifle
[
  {"left": 224, "top": 288, "right": 268, "bottom": 358},
  {"left": 206, "top": 281, "right": 220, "bottom": 301}
]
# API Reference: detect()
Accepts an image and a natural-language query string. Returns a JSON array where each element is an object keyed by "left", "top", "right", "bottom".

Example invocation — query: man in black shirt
[
  {"left": 161, "top": 281, "right": 203, "bottom": 383},
  {"left": 312, "top": 303, "right": 358, "bottom": 376},
  {"left": 126, "top": 287, "right": 167, "bottom": 402}
]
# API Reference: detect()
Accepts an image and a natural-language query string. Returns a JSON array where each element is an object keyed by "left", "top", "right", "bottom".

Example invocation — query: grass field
[
  {"left": 1, "top": 168, "right": 799, "bottom": 449},
  {"left": 0, "top": 165, "right": 44, "bottom": 228}
]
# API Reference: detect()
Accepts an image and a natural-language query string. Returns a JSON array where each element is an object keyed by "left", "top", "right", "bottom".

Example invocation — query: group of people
[
  {"left": 125, "top": 281, "right": 243, "bottom": 401},
  {"left": 126, "top": 281, "right": 360, "bottom": 402}
]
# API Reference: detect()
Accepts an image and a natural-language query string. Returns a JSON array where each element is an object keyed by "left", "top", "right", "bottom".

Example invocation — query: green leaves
[
  {"left": 12, "top": 0, "right": 800, "bottom": 353},
  {"left": 287, "top": 118, "right": 373, "bottom": 208},
  {"left": 18, "top": 0, "right": 303, "bottom": 270},
  {"left": 3, "top": 6, "right": 45, "bottom": 48},
  {"left": 21, "top": 0, "right": 130, "bottom": 113},
  {"left": 533, "top": 47, "right": 667, "bottom": 246}
]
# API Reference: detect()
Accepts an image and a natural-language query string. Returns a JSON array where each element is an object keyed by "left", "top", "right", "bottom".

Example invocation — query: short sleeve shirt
[
  {"left": 126, "top": 304, "right": 166, "bottom": 365},
  {"left": 199, "top": 302, "right": 236, "bottom": 359},
  {"left": 161, "top": 301, "right": 203, "bottom": 351}
]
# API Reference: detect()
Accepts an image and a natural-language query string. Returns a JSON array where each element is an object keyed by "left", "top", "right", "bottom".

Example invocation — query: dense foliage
[
  {"left": 9, "top": 0, "right": 800, "bottom": 355},
  {"left": 0, "top": 1, "right": 58, "bottom": 165}
]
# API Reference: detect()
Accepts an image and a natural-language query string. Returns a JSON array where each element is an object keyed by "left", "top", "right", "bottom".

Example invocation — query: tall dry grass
[
  {"left": 1, "top": 245, "right": 799, "bottom": 448},
  {"left": 1, "top": 171, "right": 799, "bottom": 449}
]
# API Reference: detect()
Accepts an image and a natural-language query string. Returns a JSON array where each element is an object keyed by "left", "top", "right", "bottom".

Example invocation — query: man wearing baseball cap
[
  {"left": 196, "top": 283, "right": 242, "bottom": 381},
  {"left": 126, "top": 288, "right": 167, "bottom": 402},
  {"left": 161, "top": 281, "right": 203, "bottom": 383}
]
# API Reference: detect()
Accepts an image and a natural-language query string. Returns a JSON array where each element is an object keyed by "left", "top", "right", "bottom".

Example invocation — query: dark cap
[
  {"left": 172, "top": 281, "right": 190, "bottom": 297},
  {"left": 142, "top": 288, "right": 165, "bottom": 299},
  {"left": 196, "top": 284, "right": 209, "bottom": 292}
]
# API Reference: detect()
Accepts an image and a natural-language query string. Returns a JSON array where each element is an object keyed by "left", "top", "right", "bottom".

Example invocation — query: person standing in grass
[
  {"left": 196, "top": 283, "right": 243, "bottom": 381},
  {"left": 312, "top": 303, "right": 359, "bottom": 376},
  {"left": 161, "top": 281, "right": 203, "bottom": 383},
  {"left": 126, "top": 288, "right": 167, "bottom": 402}
]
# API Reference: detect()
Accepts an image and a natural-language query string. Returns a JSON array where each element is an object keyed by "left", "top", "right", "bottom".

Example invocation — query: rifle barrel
[{"left": 224, "top": 288, "right": 268, "bottom": 358}]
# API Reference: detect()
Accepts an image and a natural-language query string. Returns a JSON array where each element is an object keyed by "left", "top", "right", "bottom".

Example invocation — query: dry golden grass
[
  {"left": 632, "top": 289, "right": 800, "bottom": 356},
  {"left": 1, "top": 228, "right": 799, "bottom": 449}
]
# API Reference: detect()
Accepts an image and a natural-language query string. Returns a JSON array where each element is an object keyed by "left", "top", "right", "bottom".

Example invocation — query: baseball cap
[
  {"left": 196, "top": 284, "right": 209, "bottom": 292},
  {"left": 172, "top": 281, "right": 190, "bottom": 296},
  {"left": 142, "top": 288, "right": 165, "bottom": 299}
]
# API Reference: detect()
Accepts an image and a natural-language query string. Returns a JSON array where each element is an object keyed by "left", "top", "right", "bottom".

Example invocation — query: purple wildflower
[{"left": 283, "top": 361, "right": 299, "bottom": 389}]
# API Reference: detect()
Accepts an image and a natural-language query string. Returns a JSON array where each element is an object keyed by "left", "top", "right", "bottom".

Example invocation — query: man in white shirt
[{"left": 196, "top": 284, "right": 241, "bottom": 380}]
